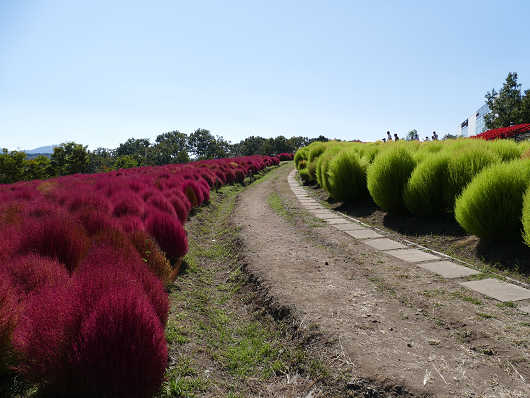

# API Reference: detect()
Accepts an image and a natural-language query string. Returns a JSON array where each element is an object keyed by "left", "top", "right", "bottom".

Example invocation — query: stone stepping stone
[
  {"left": 325, "top": 218, "right": 353, "bottom": 225},
  {"left": 364, "top": 238, "right": 407, "bottom": 251},
  {"left": 314, "top": 214, "right": 343, "bottom": 220},
  {"left": 344, "top": 228, "right": 383, "bottom": 239},
  {"left": 333, "top": 223, "right": 366, "bottom": 231},
  {"left": 518, "top": 305, "right": 530, "bottom": 314},
  {"left": 460, "top": 278, "right": 530, "bottom": 302},
  {"left": 385, "top": 248, "right": 440, "bottom": 263},
  {"left": 418, "top": 261, "right": 480, "bottom": 279}
]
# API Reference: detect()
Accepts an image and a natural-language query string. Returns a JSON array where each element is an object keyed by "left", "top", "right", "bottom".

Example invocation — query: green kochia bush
[
  {"left": 523, "top": 187, "right": 530, "bottom": 247},
  {"left": 488, "top": 139, "right": 522, "bottom": 161},
  {"left": 455, "top": 160, "right": 530, "bottom": 241},
  {"left": 294, "top": 148, "right": 308, "bottom": 169},
  {"left": 445, "top": 148, "right": 500, "bottom": 209},
  {"left": 367, "top": 147, "right": 416, "bottom": 213},
  {"left": 403, "top": 153, "right": 450, "bottom": 216},
  {"left": 328, "top": 150, "right": 368, "bottom": 202},
  {"left": 316, "top": 146, "right": 342, "bottom": 192}
]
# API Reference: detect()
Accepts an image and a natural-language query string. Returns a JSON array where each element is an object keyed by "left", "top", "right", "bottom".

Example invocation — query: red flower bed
[
  {"left": 0, "top": 154, "right": 279, "bottom": 396},
  {"left": 277, "top": 153, "right": 294, "bottom": 161},
  {"left": 472, "top": 123, "right": 530, "bottom": 140}
]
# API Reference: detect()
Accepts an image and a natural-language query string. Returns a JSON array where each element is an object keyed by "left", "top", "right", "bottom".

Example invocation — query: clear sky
[{"left": 2, "top": 1, "right": 530, "bottom": 150}]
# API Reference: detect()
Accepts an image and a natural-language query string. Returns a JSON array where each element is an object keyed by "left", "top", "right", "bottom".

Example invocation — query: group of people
[{"left": 382, "top": 130, "right": 439, "bottom": 142}]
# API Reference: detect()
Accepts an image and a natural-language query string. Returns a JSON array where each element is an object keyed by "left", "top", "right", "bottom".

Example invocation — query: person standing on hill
[
  {"left": 424, "top": 136, "right": 430, "bottom": 141},
  {"left": 432, "top": 131, "right": 439, "bottom": 140},
  {"left": 394, "top": 133, "right": 399, "bottom": 141},
  {"left": 386, "top": 131, "right": 392, "bottom": 141}
]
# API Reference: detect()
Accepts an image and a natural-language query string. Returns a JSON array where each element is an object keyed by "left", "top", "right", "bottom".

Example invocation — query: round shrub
[
  {"left": 12, "top": 284, "right": 80, "bottom": 387},
  {"left": 129, "top": 230, "right": 172, "bottom": 284},
  {"left": 17, "top": 215, "right": 89, "bottom": 273},
  {"left": 6, "top": 254, "right": 69, "bottom": 296},
  {"left": 488, "top": 139, "right": 522, "bottom": 161},
  {"left": 522, "top": 187, "right": 530, "bottom": 247},
  {"left": 112, "top": 194, "right": 144, "bottom": 218},
  {"left": 328, "top": 150, "right": 368, "bottom": 202},
  {"left": 76, "top": 244, "right": 169, "bottom": 325},
  {"left": 367, "top": 147, "right": 416, "bottom": 213},
  {"left": 445, "top": 148, "right": 500, "bottom": 209},
  {"left": 145, "top": 211, "right": 188, "bottom": 260},
  {"left": 70, "top": 287, "right": 167, "bottom": 398},
  {"left": 403, "top": 153, "right": 451, "bottom": 216},
  {"left": 294, "top": 148, "right": 308, "bottom": 169},
  {"left": 455, "top": 160, "right": 530, "bottom": 241},
  {"left": 307, "top": 142, "right": 327, "bottom": 163},
  {"left": 0, "top": 272, "right": 17, "bottom": 375}
]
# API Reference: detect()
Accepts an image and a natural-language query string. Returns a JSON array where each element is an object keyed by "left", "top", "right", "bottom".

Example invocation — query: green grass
[{"left": 450, "top": 291, "right": 482, "bottom": 305}]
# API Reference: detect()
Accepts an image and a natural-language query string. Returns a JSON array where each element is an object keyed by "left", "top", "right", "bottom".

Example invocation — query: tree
[
  {"left": 0, "top": 149, "right": 26, "bottom": 184},
  {"left": 25, "top": 155, "right": 53, "bottom": 180},
  {"left": 50, "top": 142, "right": 90, "bottom": 175},
  {"left": 484, "top": 72, "right": 524, "bottom": 129},
  {"left": 188, "top": 129, "right": 218, "bottom": 160},
  {"left": 149, "top": 131, "right": 189, "bottom": 165},
  {"left": 115, "top": 138, "right": 151, "bottom": 165},
  {"left": 88, "top": 147, "right": 114, "bottom": 172},
  {"left": 406, "top": 129, "right": 419, "bottom": 141},
  {"left": 114, "top": 155, "right": 138, "bottom": 169}
]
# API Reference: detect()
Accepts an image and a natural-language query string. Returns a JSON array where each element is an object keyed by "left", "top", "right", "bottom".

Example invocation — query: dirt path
[{"left": 234, "top": 163, "right": 530, "bottom": 397}]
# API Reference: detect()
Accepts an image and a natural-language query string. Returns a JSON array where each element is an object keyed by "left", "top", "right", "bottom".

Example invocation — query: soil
[{"left": 234, "top": 163, "right": 530, "bottom": 397}]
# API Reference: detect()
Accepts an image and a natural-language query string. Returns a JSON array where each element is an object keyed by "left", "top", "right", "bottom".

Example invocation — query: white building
[{"left": 459, "top": 104, "right": 490, "bottom": 137}]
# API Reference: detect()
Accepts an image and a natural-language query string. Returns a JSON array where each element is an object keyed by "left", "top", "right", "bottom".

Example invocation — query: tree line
[{"left": 0, "top": 129, "right": 329, "bottom": 184}]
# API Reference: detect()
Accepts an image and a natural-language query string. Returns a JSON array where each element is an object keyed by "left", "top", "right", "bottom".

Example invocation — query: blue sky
[{"left": 2, "top": 1, "right": 530, "bottom": 150}]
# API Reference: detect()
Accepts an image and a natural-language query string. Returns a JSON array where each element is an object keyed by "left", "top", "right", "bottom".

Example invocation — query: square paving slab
[
  {"left": 385, "top": 248, "right": 440, "bottom": 263},
  {"left": 333, "top": 223, "right": 367, "bottom": 231},
  {"left": 314, "top": 214, "right": 343, "bottom": 220},
  {"left": 344, "top": 229, "right": 383, "bottom": 239},
  {"left": 460, "top": 278, "right": 530, "bottom": 302},
  {"left": 363, "top": 238, "right": 407, "bottom": 251},
  {"left": 325, "top": 218, "right": 354, "bottom": 225},
  {"left": 519, "top": 305, "right": 530, "bottom": 314},
  {"left": 418, "top": 260, "right": 480, "bottom": 278}
]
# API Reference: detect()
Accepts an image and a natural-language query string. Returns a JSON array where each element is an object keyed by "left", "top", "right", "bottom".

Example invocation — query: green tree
[
  {"left": 88, "top": 147, "right": 115, "bottom": 172},
  {"left": 520, "top": 89, "right": 530, "bottom": 124},
  {"left": 0, "top": 149, "right": 26, "bottom": 183},
  {"left": 406, "top": 129, "right": 419, "bottom": 141},
  {"left": 51, "top": 142, "right": 90, "bottom": 175},
  {"left": 188, "top": 129, "right": 218, "bottom": 159},
  {"left": 115, "top": 138, "right": 151, "bottom": 165},
  {"left": 114, "top": 155, "right": 138, "bottom": 169},
  {"left": 149, "top": 130, "right": 189, "bottom": 165},
  {"left": 25, "top": 155, "right": 53, "bottom": 180},
  {"left": 484, "top": 72, "right": 523, "bottom": 129}
]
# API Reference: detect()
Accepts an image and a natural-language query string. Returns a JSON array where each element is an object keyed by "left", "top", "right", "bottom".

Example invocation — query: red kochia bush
[
  {"left": 17, "top": 215, "right": 89, "bottom": 272},
  {"left": 70, "top": 287, "right": 167, "bottom": 398},
  {"left": 147, "top": 194, "right": 176, "bottom": 217},
  {"left": 112, "top": 193, "right": 144, "bottom": 218},
  {"left": 76, "top": 245, "right": 169, "bottom": 325},
  {"left": 145, "top": 211, "right": 188, "bottom": 260},
  {"left": 12, "top": 284, "right": 80, "bottom": 387},
  {"left": 5, "top": 254, "right": 69, "bottom": 296},
  {"left": 77, "top": 210, "right": 116, "bottom": 236},
  {"left": 0, "top": 271, "right": 17, "bottom": 374}
]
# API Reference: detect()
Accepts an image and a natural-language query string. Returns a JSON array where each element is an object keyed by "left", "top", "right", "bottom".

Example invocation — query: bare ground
[{"left": 233, "top": 163, "right": 530, "bottom": 397}]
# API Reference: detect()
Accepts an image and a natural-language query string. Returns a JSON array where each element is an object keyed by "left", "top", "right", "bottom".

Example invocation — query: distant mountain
[{"left": 24, "top": 145, "right": 57, "bottom": 154}]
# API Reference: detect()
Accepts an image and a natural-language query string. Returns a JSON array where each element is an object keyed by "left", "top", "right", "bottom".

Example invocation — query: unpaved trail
[{"left": 234, "top": 164, "right": 530, "bottom": 397}]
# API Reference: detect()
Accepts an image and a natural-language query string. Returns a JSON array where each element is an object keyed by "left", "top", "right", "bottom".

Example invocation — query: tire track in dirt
[{"left": 234, "top": 164, "right": 530, "bottom": 397}]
